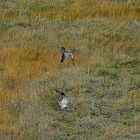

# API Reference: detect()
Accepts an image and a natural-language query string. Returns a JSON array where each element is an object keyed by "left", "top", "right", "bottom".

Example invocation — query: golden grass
[
  {"left": 0, "top": 0, "right": 140, "bottom": 21},
  {"left": 114, "top": 90, "right": 140, "bottom": 110},
  {"left": 0, "top": 48, "right": 87, "bottom": 80},
  {"left": 29, "top": 0, "right": 140, "bottom": 20},
  {"left": 0, "top": 48, "right": 58, "bottom": 134},
  {"left": 0, "top": 47, "right": 87, "bottom": 135},
  {"left": 0, "top": 91, "right": 20, "bottom": 137},
  {"left": 0, "top": 0, "right": 139, "bottom": 139},
  {"left": 0, "top": 48, "right": 58, "bottom": 81}
]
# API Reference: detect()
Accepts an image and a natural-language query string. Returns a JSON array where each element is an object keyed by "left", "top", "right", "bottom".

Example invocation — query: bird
[
  {"left": 60, "top": 47, "right": 74, "bottom": 64},
  {"left": 54, "top": 88, "right": 68, "bottom": 109}
]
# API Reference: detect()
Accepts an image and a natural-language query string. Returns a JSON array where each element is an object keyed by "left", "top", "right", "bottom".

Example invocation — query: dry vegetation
[{"left": 0, "top": 0, "right": 140, "bottom": 140}]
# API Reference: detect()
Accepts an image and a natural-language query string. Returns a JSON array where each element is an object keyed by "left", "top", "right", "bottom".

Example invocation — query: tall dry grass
[
  {"left": 0, "top": 0, "right": 140, "bottom": 21},
  {"left": 0, "top": 0, "right": 140, "bottom": 139}
]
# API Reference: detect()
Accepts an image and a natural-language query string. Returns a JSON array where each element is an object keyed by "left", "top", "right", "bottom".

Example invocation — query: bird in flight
[
  {"left": 54, "top": 88, "right": 68, "bottom": 109},
  {"left": 60, "top": 47, "right": 74, "bottom": 64}
]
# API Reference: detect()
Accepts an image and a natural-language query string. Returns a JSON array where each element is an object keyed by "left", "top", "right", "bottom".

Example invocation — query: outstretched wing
[
  {"left": 69, "top": 53, "right": 75, "bottom": 65},
  {"left": 60, "top": 54, "right": 65, "bottom": 63},
  {"left": 70, "top": 53, "right": 74, "bottom": 60}
]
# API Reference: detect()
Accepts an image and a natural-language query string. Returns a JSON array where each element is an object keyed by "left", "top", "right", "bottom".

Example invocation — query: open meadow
[{"left": 0, "top": 0, "right": 140, "bottom": 140}]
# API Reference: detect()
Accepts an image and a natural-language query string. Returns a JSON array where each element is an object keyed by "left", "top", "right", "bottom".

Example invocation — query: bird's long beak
[{"left": 54, "top": 88, "right": 61, "bottom": 94}]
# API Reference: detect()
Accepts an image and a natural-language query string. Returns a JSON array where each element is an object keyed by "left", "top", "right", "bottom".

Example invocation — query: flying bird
[
  {"left": 60, "top": 47, "right": 74, "bottom": 64},
  {"left": 54, "top": 88, "right": 68, "bottom": 109}
]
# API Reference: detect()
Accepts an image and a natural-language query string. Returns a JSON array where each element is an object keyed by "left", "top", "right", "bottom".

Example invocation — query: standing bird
[
  {"left": 60, "top": 47, "right": 74, "bottom": 64},
  {"left": 54, "top": 88, "right": 68, "bottom": 109}
]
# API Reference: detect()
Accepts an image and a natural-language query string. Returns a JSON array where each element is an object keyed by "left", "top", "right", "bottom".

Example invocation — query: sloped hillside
[{"left": 0, "top": 0, "right": 140, "bottom": 140}]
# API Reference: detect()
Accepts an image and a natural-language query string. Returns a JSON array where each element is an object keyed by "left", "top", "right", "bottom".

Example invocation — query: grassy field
[{"left": 0, "top": 0, "right": 140, "bottom": 140}]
